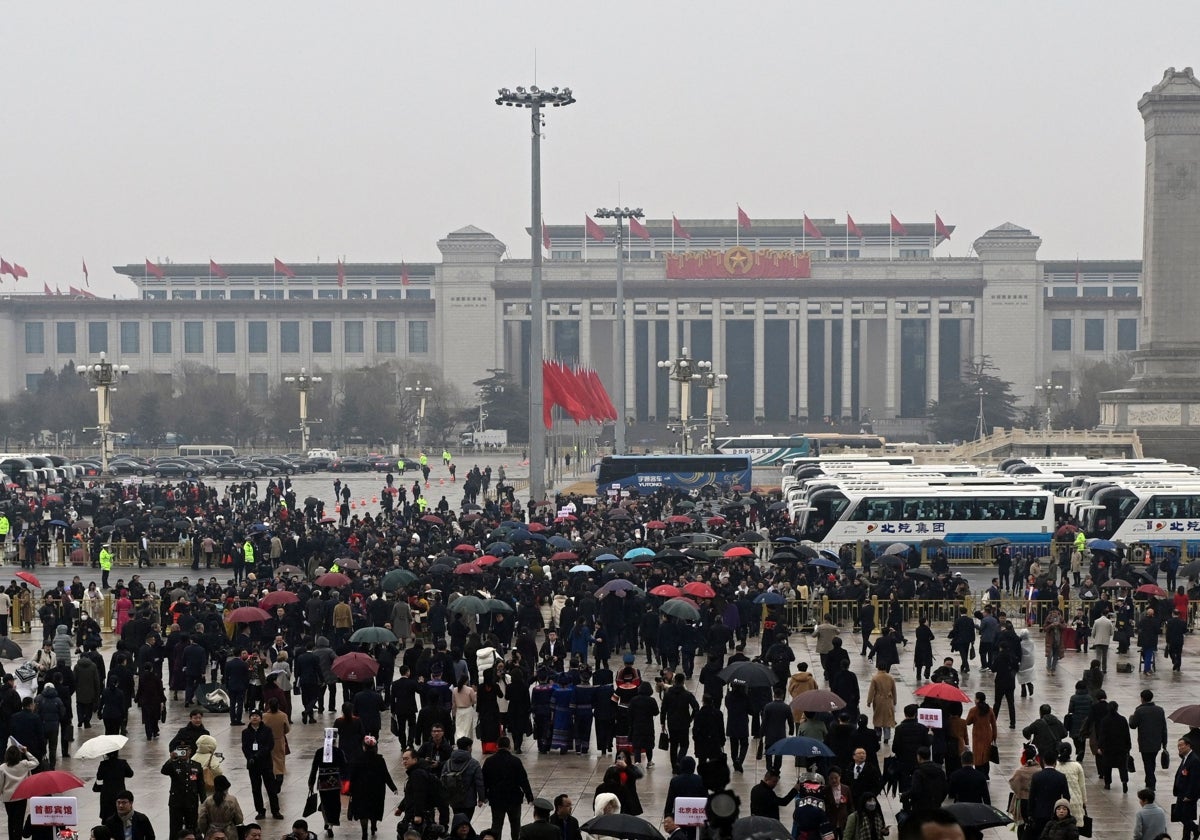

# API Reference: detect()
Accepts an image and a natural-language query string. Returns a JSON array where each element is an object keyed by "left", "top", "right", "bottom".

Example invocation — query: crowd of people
[{"left": 0, "top": 467, "right": 1197, "bottom": 840}]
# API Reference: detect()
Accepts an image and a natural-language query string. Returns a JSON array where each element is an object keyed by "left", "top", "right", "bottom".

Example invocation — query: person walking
[
  {"left": 1099, "top": 700, "right": 1133, "bottom": 793},
  {"left": 1129, "top": 689, "right": 1168, "bottom": 792},
  {"left": 1175, "top": 737, "right": 1200, "bottom": 840},
  {"left": 197, "top": 775, "right": 245, "bottom": 839},
  {"left": 866, "top": 664, "right": 897, "bottom": 745},
  {"left": 1091, "top": 611, "right": 1114, "bottom": 674},
  {"left": 307, "top": 729, "right": 348, "bottom": 838},
  {"left": 482, "top": 736, "right": 535, "bottom": 840},
  {"left": 452, "top": 676, "right": 478, "bottom": 743},
  {"left": 242, "top": 709, "right": 283, "bottom": 820},
  {"left": 965, "top": 693, "right": 998, "bottom": 776},
  {"left": 659, "top": 673, "right": 699, "bottom": 773},
  {"left": 263, "top": 697, "right": 292, "bottom": 800},
  {"left": 0, "top": 744, "right": 38, "bottom": 840},
  {"left": 350, "top": 737, "right": 399, "bottom": 840}
]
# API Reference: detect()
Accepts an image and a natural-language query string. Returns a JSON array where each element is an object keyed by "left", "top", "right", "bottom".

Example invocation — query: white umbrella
[
  {"left": 569, "top": 564, "right": 596, "bottom": 573},
  {"left": 74, "top": 734, "right": 128, "bottom": 760}
]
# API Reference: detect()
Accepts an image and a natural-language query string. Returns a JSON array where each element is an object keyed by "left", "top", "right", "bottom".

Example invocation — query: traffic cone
[
  {"left": 361, "top": 499, "right": 366, "bottom": 507},
  {"left": 372, "top": 495, "right": 378, "bottom": 504},
  {"left": 350, "top": 501, "right": 356, "bottom": 509},
  {"left": 425, "top": 482, "right": 430, "bottom": 488},
  {"left": 439, "top": 478, "right": 445, "bottom": 486}
]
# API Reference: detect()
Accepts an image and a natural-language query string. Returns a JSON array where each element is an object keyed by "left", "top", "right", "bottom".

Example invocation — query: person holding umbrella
[{"left": 0, "top": 743, "right": 38, "bottom": 840}]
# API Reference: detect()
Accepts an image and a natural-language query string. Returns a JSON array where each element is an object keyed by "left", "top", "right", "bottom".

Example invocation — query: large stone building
[{"left": 0, "top": 219, "right": 1141, "bottom": 437}]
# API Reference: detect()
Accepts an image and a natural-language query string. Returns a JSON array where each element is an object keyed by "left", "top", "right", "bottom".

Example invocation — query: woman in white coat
[
  {"left": 1018, "top": 628, "right": 1036, "bottom": 697},
  {"left": 452, "top": 675, "right": 478, "bottom": 742}
]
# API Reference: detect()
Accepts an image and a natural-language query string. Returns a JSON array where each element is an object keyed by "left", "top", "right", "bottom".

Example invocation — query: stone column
[
  {"left": 711, "top": 299, "right": 724, "bottom": 417},
  {"left": 885, "top": 302, "right": 897, "bottom": 418},
  {"left": 797, "top": 306, "right": 809, "bottom": 419},
  {"left": 928, "top": 299, "right": 941, "bottom": 405},
  {"left": 579, "top": 299, "right": 592, "bottom": 367},
  {"left": 667, "top": 312, "right": 679, "bottom": 418},
  {"left": 754, "top": 300, "right": 766, "bottom": 420},
  {"left": 841, "top": 304, "right": 853, "bottom": 419}
]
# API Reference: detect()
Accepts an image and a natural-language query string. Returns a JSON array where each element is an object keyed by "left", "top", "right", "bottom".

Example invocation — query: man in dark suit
[
  {"left": 1129, "top": 689, "right": 1169, "bottom": 791},
  {"left": 519, "top": 798, "right": 559, "bottom": 840},
  {"left": 849, "top": 747, "right": 883, "bottom": 800},
  {"left": 948, "top": 750, "right": 991, "bottom": 804},
  {"left": 483, "top": 736, "right": 535, "bottom": 840},
  {"left": 1027, "top": 752, "right": 1071, "bottom": 840},
  {"left": 750, "top": 769, "right": 797, "bottom": 820},
  {"left": 1175, "top": 737, "right": 1200, "bottom": 840},
  {"left": 549, "top": 794, "right": 582, "bottom": 840},
  {"left": 102, "top": 790, "right": 156, "bottom": 840}
]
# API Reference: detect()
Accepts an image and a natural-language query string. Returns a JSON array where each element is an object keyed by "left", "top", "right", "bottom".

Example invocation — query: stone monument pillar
[{"left": 1101, "top": 67, "right": 1200, "bottom": 461}]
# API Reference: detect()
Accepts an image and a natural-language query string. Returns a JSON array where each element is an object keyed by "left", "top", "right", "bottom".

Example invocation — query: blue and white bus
[
  {"left": 714, "top": 433, "right": 885, "bottom": 465},
  {"left": 797, "top": 485, "right": 1056, "bottom": 547},
  {"left": 596, "top": 454, "right": 753, "bottom": 494}
]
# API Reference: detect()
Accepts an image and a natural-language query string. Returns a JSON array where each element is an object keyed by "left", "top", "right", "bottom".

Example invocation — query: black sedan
[
  {"left": 331, "top": 457, "right": 372, "bottom": 472},
  {"left": 146, "top": 460, "right": 201, "bottom": 479},
  {"left": 212, "top": 460, "right": 265, "bottom": 478}
]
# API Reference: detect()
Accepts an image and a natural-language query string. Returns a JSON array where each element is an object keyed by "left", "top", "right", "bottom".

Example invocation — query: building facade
[{"left": 0, "top": 220, "right": 1141, "bottom": 435}]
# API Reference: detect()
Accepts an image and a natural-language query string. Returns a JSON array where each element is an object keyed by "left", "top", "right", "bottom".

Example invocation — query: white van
[{"left": 307, "top": 449, "right": 339, "bottom": 460}]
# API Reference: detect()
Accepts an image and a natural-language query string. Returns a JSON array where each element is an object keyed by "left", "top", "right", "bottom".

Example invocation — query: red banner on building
[{"left": 665, "top": 247, "right": 811, "bottom": 279}]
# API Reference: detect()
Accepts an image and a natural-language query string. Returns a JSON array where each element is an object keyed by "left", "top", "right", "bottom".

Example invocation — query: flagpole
[
  {"left": 845, "top": 216, "right": 849, "bottom": 262},
  {"left": 735, "top": 208, "right": 739, "bottom": 246},
  {"left": 801, "top": 214, "right": 806, "bottom": 253},
  {"left": 932, "top": 213, "right": 937, "bottom": 260},
  {"left": 671, "top": 215, "right": 675, "bottom": 253},
  {"left": 889, "top": 214, "right": 893, "bottom": 262}
]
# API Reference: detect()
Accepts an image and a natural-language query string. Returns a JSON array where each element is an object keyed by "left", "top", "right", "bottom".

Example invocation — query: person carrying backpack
[{"left": 442, "top": 737, "right": 486, "bottom": 821}]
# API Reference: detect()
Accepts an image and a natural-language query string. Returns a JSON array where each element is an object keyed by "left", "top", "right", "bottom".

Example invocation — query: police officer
[{"left": 99, "top": 543, "right": 114, "bottom": 590}]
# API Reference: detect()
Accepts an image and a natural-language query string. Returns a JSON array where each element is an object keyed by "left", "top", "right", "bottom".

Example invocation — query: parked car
[
  {"left": 331, "top": 457, "right": 372, "bottom": 472},
  {"left": 212, "top": 460, "right": 265, "bottom": 478},
  {"left": 147, "top": 460, "right": 201, "bottom": 479}
]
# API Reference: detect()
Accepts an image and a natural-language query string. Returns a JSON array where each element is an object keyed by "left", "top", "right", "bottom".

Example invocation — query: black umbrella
[
  {"left": 732, "top": 818, "right": 789, "bottom": 840},
  {"left": 768, "top": 501, "right": 788, "bottom": 512},
  {"left": 945, "top": 803, "right": 1013, "bottom": 830},
  {"left": 718, "top": 661, "right": 776, "bottom": 688},
  {"left": 882, "top": 542, "right": 910, "bottom": 556},
  {"left": 580, "top": 814, "right": 665, "bottom": 840},
  {"left": 0, "top": 637, "right": 22, "bottom": 660},
  {"left": 736, "top": 531, "right": 765, "bottom": 543},
  {"left": 985, "top": 537, "right": 1010, "bottom": 547},
  {"left": 906, "top": 567, "right": 935, "bottom": 579},
  {"left": 606, "top": 561, "right": 635, "bottom": 574},
  {"left": 113, "top": 518, "right": 133, "bottom": 528},
  {"left": 921, "top": 538, "right": 947, "bottom": 548},
  {"left": 877, "top": 555, "right": 903, "bottom": 569},
  {"left": 1180, "top": 560, "right": 1200, "bottom": 579},
  {"left": 791, "top": 544, "right": 818, "bottom": 560}
]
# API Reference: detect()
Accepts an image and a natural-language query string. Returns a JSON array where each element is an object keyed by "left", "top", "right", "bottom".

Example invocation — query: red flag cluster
[
  {"left": 1, "top": 259, "right": 28, "bottom": 279},
  {"left": 67, "top": 285, "right": 97, "bottom": 298},
  {"left": 542, "top": 361, "right": 618, "bottom": 429}
]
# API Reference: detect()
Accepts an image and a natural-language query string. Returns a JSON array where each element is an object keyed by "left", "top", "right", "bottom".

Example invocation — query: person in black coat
[
  {"left": 749, "top": 769, "right": 797, "bottom": 820},
  {"left": 242, "top": 709, "right": 281, "bottom": 819},
  {"left": 1099, "top": 700, "right": 1133, "bottom": 792},
  {"left": 947, "top": 750, "right": 991, "bottom": 804},
  {"left": 1026, "top": 754, "right": 1071, "bottom": 840},
  {"left": 1129, "top": 689, "right": 1169, "bottom": 791},
  {"left": 482, "top": 737, "right": 534, "bottom": 840},
  {"left": 725, "top": 681, "right": 751, "bottom": 773},
  {"left": 828, "top": 661, "right": 860, "bottom": 721},
  {"left": 904, "top": 748, "right": 948, "bottom": 812},
  {"left": 7, "top": 697, "right": 45, "bottom": 761},
  {"left": 663, "top": 756, "right": 708, "bottom": 817},
  {"left": 1174, "top": 737, "right": 1200, "bottom": 840},
  {"left": 659, "top": 674, "right": 699, "bottom": 772},
  {"left": 223, "top": 653, "right": 250, "bottom": 725},
  {"left": 760, "top": 688, "right": 792, "bottom": 774},
  {"left": 991, "top": 646, "right": 1019, "bottom": 730},
  {"left": 892, "top": 705, "right": 931, "bottom": 786},
  {"left": 872, "top": 628, "right": 901, "bottom": 673},
  {"left": 627, "top": 682, "right": 660, "bottom": 767},
  {"left": 950, "top": 607, "right": 977, "bottom": 673},
  {"left": 848, "top": 748, "right": 882, "bottom": 800},
  {"left": 101, "top": 791, "right": 156, "bottom": 840},
  {"left": 693, "top": 694, "right": 726, "bottom": 764}
]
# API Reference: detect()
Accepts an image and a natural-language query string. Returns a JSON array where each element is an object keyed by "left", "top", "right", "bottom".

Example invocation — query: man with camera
[{"left": 161, "top": 743, "right": 205, "bottom": 840}]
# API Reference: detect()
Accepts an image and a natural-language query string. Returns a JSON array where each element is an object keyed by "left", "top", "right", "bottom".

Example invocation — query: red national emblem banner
[{"left": 665, "top": 247, "right": 812, "bottom": 279}]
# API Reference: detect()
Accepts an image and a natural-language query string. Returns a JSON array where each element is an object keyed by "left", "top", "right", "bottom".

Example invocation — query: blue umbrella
[
  {"left": 48, "top": 520, "right": 69, "bottom": 528},
  {"left": 500, "top": 521, "right": 523, "bottom": 529},
  {"left": 1086, "top": 538, "right": 1117, "bottom": 552},
  {"left": 754, "top": 591, "right": 786, "bottom": 605},
  {"left": 548, "top": 536, "right": 574, "bottom": 550},
  {"left": 527, "top": 533, "right": 548, "bottom": 543},
  {"left": 595, "top": 553, "right": 619, "bottom": 562},
  {"left": 775, "top": 537, "right": 798, "bottom": 544},
  {"left": 248, "top": 523, "right": 270, "bottom": 534},
  {"left": 765, "top": 736, "right": 835, "bottom": 758},
  {"left": 624, "top": 547, "right": 655, "bottom": 559},
  {"left": 808, "top": 557, "right": 840, "bottom": 570},
  {"left": 485, "top": 542, "right": 513, "bottom": 556},
  {"left": 818, "top": 549, "right": 841, "bottom": 562},
  {"left": 508, "top": 530, "right": 533, "bottom": 542}
]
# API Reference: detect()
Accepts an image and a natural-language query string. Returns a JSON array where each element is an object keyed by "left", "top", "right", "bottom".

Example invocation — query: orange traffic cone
[
  {"left": 350, "top": 501, "right": 356, "bottom": 509},
  {"left": 439, "top": 478, "right": 445, "bottom": 486},
  {"left": 372, "top": 495, "right": 378, "bottom": 503},
  {"left": 360, "top": 499, "right": 366, "bottom": 507}
]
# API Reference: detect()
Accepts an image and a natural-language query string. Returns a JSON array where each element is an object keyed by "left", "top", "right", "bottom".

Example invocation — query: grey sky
[{"left": 2, "top": 1, "right": 1197, "bottom": 296}]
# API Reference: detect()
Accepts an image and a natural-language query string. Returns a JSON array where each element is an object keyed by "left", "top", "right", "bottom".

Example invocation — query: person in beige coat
[
  {"left": 787, "top": 664, "right": 819, "bottom": 724},
  {"left": 865, "top": 665, "right": 897, "bottom": 742},
  {"left": 263, "top": 698, "right": 292, "bottom": 784},
  {"left": 193, "top": 734, "right": 225, "bottom": 798}
]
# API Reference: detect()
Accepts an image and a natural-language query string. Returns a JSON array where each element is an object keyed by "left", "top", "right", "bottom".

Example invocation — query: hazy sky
[{"left": 3, "top": 2, "right": 1197, "bottom": 297}]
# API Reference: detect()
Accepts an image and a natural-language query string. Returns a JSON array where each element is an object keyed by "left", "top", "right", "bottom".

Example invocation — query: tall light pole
[
  {"left": 1034, "top": 377, "right": 1063, "bottom": 431},
  {"left": 77, "top": 352, "right": 129, "bottom": 476},
  {"left": 658, "top": 347, "right": 704, "bottom": 454},
  {"left": 694, "top": 366, "right": 728, "bottom": 452},
  {"left": 974, "top": 387, "right": 988, "bottom": 441},
  {"left": 496, "top": 84, "right": 575, "bottom": 504},
  {"left": 405, "top": 380, "right": 434, "bottom": 450},
  {"left": 594, "top": 206, "right": 644, "bottom": 455},
  {"left": 283, "top": 368, "right": 323, "bottom": 454}
]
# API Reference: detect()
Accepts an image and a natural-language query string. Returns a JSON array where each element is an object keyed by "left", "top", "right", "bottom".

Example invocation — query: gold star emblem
[{"left": 724, "top": 246, "right": 753, "bottom": 275}]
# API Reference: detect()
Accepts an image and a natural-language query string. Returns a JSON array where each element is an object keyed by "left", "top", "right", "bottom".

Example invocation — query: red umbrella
[
  {"left": 421, "top": 514, "right": 445, "bottom": 525},
  {"left": 667, "top": 515, "right": 693, "bottom": 525},
  {"left": 915, "top": 682, "right": 972, "bottom": 703},
  {"left": 11, "top": 770, "right": 85, "bottom": 800},
  {"left": 527, "top": 522, "right": 548, "bottom": 532},
  {"left": 556, "top": 513, "right": 578, "bottom": 521},
  {"left": 550, "top": 551, "right": 579, "bottom": 562},
  {"left": 226, "top": 606, "right": 271, "bottom": 623},
  {"left": 331, "top": 652, "right": 379, "bottom": 682},
  {"left": 315, "top": 572, "right": 351, "bottom": 588},
  {"left": 646, "top": 521, "right": 666, "bottom": 530},
  {"left": 453, "top": 544, "right": 477, "bottom": 553},
  {"left": 454, "top": 562, "right": 482, "bottom": 575},
  {"left": 650, "top": 584, "right": 682, "bottom": 598},
  {"left": 707, "top": 516, "right": 727, "bottom": 526},
  {"left": 319, "top": 516, "right": 337, "bottom": 524},
  {"left": 476, "top": 555, "right": 502, "bottom": 567},
  {"left": 724, "top": 546, "right": 754, "bottom": 558},
  {"left": 14, "top": 571, "right": 40, "bottom": 588},
  {"left": 1137, "top": 583, "right": 1168, "bottom": 597},
  {"left": 683, "top": 581, "right": 716, "bottom": 599},
  {"left": 260, "top": 591, "right": 299, "bottom": 609}
]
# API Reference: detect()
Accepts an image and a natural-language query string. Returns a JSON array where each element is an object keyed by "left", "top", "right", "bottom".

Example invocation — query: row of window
[
  {"left": 24, "top": 320, "right": 429, "bottom": 356},
  {"left": 1047, "top": 286, "right": 1139, "bottom": 298},
  {"left": 1050, "top": 318, "right": 1136, "bottom": 353},
  {"left": 141, "top": 289, "right": 432, "bottom": 302}
]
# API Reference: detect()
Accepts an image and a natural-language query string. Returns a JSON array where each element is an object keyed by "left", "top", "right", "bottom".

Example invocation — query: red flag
[
  {"left": 737, "top": 206, "right": 752, "bottom": 231},
  {"left": 590, "top": 368, "right": 618, "bottom": 420},
  {"left": 803, "top": 214, "right": 824, "bottom": 239},
  {"left": 401, "top": 262, "right": 410, "bottom": 287},
  {"left": 935, "top": 213, "right": 951, "bottom": 240},
  {"left": 145, "top": 259, "right": 164, "bottom": 279},
  {"left": 43, "top": 282, "right": 53, "bottom": 296},
  {"left": 628, "top": 216, "right": 651, "bottom": 241},
  {"left": 846, "top": 214, "right": 863, "bottom": 238},
  {"left": 890, "top": 214, "right": 907, "bottom": 236},
  {"left": 585, "top": 214, "right": 606, "bottom": 242},
  {"left": 274, "top": 258, "right": 295, "bottom": 278},
  {"left": 336, "top": 260, "right": 345, "bottom": 289},
  {"left": 573, "top": 365, "right": 603, "bottom": 422},
  {"left": 82, "top": 259, "right": 89, "bottom": 285},
  {"left": 541, "top": 215, "right": 551, "bottom": 252},
  {"left": 68, "top": 285, "right": 81, "bottom": 296},
  {"left": 209, "top": 259, "right": 228, "bottom": 279},
  {"left": 0, "top": 259, "right": 12, "bottom": 277},
  {"left": 13, "top": 264, "right": 27, "bottom": 279},
  {"left": 541, "top": 361, "right": 565, "bottom": 428},
  {"left": 672, "top": 215, "right": 691, "bottom": 240}
]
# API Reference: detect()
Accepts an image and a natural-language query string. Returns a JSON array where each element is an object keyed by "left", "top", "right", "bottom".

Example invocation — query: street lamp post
[
  {"left": 283, "top": 368, "right": 323, "bottom": 454},
  {"left": 594, "top": 206, "right": 644, "bottom": 456},
  {"left": 974, "top": 387, "right": 989, "bottom": 441},
  {"left": 694, "top": 367, "right": 728, "bottom": 452},
  {"left": 1034, "top": 377, "right": 1063, "bottom": 431},
  {"left": 76, "top": 352, "right": 129, "bottom": 476},
  {"left": 405, "top": 380, "right": 434, "bottom": 450},
  {"left": 658, "top": 347, "right": 707, "bottom": 454},
  {"left": 496, "top": 83, "right": 575, "bottom": 504}
]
